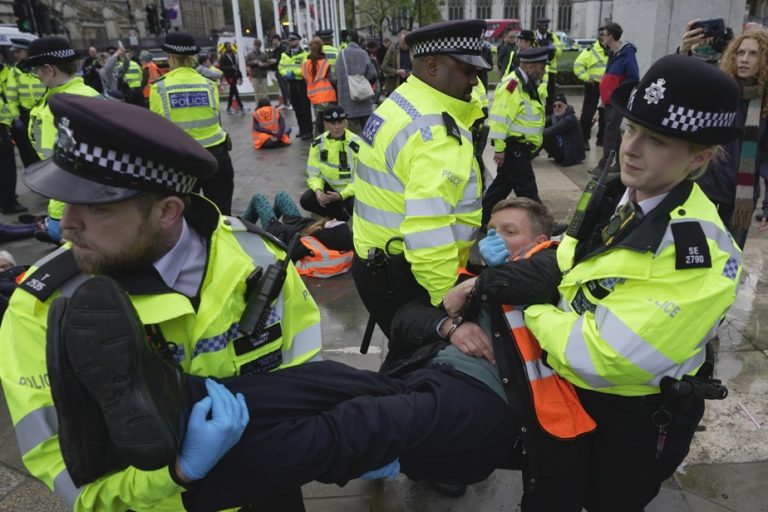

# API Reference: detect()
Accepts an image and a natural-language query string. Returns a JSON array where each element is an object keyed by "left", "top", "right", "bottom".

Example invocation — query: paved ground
[{"left": 1, "top": 90, "right": 767, "bottom": 511}]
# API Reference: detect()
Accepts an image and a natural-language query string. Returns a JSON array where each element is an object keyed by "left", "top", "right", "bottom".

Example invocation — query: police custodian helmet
[
  {"left": 24, "top": 95, "right": 217, "bottom": 205},
  {"left": 611, "top": 54, "right": 742, "bottom": 145}
]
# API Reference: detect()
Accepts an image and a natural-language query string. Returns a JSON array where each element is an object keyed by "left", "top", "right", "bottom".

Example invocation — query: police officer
[
  {"left": 352, "top": 19, "right": 487, "bottom": 342},
  {"left": 119, "top": 48, "right": 145, "bottom": 106},
  {"left": 501, "top": 29, "right": 536, "bottom": 79},
  {"left": 279, "top": 32, "right": 314, "bottom": 140},
  {"left": 300, "top": 106, "right": 359, "bottom": 221},
  {"left": 0, "top": 56, "right": 24, "bottom": 214},
  {"left": 573, "top": 38, "right": 607, "bottom": 151},
  {"left": 483, "top": 46, "right": 549, "bottom": 227},
  {"left": 6, "top": 38, "right": 46, "bottom": 168},
  {"left": 150, "top": 32, "right": 235, "bottom": 215},
  {"left": 0, "top": 94, "right": 321, "bottom": 511},
  {"left": 534, "top": 19, "right": 562, "bottom": 114},
  {"left": 316, "top": 28, "right": 339, "bottom": 72},
  {"left": 25, "top": 37, "right": 101, "bottom": 243}
]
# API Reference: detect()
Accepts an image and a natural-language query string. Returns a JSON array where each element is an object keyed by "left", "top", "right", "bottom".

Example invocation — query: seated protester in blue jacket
[{"left": 542, "top": 94, "right": 586, "bottom": 166}]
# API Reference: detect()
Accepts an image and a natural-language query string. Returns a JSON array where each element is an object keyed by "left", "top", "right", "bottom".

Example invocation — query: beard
[{"left": 69, "top": 227, "right": 174, "bottom": 277}]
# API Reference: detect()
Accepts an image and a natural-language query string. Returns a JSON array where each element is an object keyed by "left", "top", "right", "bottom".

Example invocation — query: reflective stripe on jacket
[
  {"left": 573, "top": 41, "right": 607, "bottom": 83},
  {"left": 302, "top": 59, "right": 336, "bottom": 104},
  {"left": 294, "top": 235, "right": 353, "bottom": 278},
  {"left": 149, "top": 67, "right": 226, "bottom": 148},
  {"left": 489, "top": 70, "right": 545, "bottom": 153},
  {"left": 7, "top": 66, "right": 46, "bottom": 114},
  {"left": 502, "top": 240, "right": 597, "bottom": 439},
  {"left": 123, "top": 60, "right": 143, "bottom": 89},
  {"left": 278, "top": 49, "right": 306, "bottom": 79},
  {"left": 307, "top": 129, "right": 359, "bottom": 199}
]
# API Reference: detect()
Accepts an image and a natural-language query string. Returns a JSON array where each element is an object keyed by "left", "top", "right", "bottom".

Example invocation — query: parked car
[
  {"left": 573, "top": 38, "right": 597, "bottom": 50},
  {"left": 555, "top": 31, "right": 574, "bottom": 50}
]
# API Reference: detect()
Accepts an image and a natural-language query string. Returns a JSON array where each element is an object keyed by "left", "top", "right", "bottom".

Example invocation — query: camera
[{"left": 691, "top": 18, "right": 726, "bottom": 39}]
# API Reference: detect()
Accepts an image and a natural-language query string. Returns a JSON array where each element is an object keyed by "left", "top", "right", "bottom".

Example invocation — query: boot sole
[{"left": 64, "top": 277, "right": 179, "bottom": 471}]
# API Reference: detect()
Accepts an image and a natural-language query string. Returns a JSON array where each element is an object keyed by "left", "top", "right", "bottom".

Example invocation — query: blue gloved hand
[
  {"left": 46, "top": 218, "right": 62, "bottom": 242},
  {"left": 479, "top": 229, "right": 510, "bottom": 267},
  {"left": 178, "top": 379, "right": 249, "bottom": 481},
  {"left": 12, "top": 118, "right": 23, "bottom": 131},
  {"left": 286, "top": 71, "right": 295, "bottom": 80},
  {"left": 360, "top": 458, "right": 400, "bottom": 480}
]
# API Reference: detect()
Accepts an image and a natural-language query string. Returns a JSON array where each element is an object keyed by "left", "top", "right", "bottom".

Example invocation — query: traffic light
[
  {"left": 34, "top": 3, "right": 52, "bottom": 34},
  {"left": 160, "top": 8, "right": 171, "bottom": 31},
  {"left": 145, "top": 5, "right": 159, "bottom": 35},
  {"left": 13, "top": 0, "right": 33, "bottom": 33}
]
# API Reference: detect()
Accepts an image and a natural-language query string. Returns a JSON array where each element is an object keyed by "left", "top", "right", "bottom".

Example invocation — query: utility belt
[
  {"left": 357, "top": 237, "right": 423, "bottom": 299},
  {"left": 505, "top": 138, "right": 536, "bottom": 155}
]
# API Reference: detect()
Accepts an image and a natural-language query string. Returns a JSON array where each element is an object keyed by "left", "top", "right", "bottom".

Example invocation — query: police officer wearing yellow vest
[
  {"left": 6, "top": 38, "right": 46, "bottom": 168},
  {"left": 0, "top": 94, "right": 321, "bottom": 512},
  {"left": 0, "top": 55, "right": 25, "bottom": 214},
  {"left": 118, "top": 48, "right": 145, "bottom": 106},
  {"left": 26, "top": 37, "right": 101, "bottom": 244},
  {"left": 483, "top": 46, "right": 548, "bottom": 227},
  {"left": 316, "top": 29, "right": 339, "bottom": 72},
  {"left": 573, "top": 39, "right": 607, "bottom": 151},
  {"left": 279, "top": 32, "right": 314, "bottom": 139},
  {"left": 352, "top": 20, "right": 487, "bottom": 343},
  {"left": 150, "top": 32, "right": 235, "bottom": 216},
  {"left": 534, "top": 19, "right": 563, "bottom": 115},
  {"left": 300, "top": 106, "right": 360, "bottom": 221}
]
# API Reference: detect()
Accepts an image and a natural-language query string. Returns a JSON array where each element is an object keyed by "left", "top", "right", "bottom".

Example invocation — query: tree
[{"left": 355, "top": 0, "right": 442, "bottom": 35}]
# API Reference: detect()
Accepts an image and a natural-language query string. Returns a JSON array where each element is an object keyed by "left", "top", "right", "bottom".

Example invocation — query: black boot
[
  {"left": 61, "top": 276, "right": 188, "bottom": 472},
  {"left": 47, "top": 297, "right": 125, "bottom": 486}
]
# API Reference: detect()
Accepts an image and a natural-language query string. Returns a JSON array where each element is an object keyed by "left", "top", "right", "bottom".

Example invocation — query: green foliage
[{"left": 356, "top": 0, "right": 444, "bottom": 33}]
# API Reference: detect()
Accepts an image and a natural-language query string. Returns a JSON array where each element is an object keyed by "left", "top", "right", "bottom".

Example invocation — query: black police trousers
[
  {"left": 0, "top": 125, "right": 19, "bottom": 211},
  {"left": 200, "top": 141, "right": 235, "bottom": 216},
  {"left": 288, "top": 79, "right": 313, "bottom": 137},
  {"left": 179, "top": 360, "right": 516, "bottom": 511},
  {"left": 482, "top": 142, "right": 542, "bottom": 226},
  {"left": 10, "top": 108, "right": 40, "bottom": 168},
  {"left": 299, "top": 186, "right": 354, "bottom": 221},
  {"left": 519, "top": 388, "right": 704, "bottom": 512},
  {"left": 579, "top": 82, "right": 604, "bottom": 145}
]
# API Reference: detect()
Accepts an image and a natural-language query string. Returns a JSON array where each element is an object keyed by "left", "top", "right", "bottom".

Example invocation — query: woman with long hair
[{"left": 302, "top": 37, "right": 337, "bottom": 135}]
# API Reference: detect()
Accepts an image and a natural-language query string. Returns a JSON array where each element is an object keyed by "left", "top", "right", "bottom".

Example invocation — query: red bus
[{"left": 484, "top": 19, "right": 522, "bottom": 43}]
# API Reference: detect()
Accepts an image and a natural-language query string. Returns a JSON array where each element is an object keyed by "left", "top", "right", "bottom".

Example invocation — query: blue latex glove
[
  {"left": 478, "top": 229, "right": 510, "bottom": 267},
  {"left": 360, "top": 458, "right": 400, "bottom": 480},
  {"left": 286, "top": 71, "right": 295, "bottom": 80},
  {"left": 46, "top": 218, "right": 62, "bottom": 242},
  {"left": 12, "top": 118, "right": 23, "bottom": 131},
  {"left": 179, "top": 379, "right": 249, "bottom": 481}
]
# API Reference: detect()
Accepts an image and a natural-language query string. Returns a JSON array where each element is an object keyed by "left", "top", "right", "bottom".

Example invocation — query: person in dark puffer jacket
[{"left": 542, "top": 94, "right": 585, "bottom": 166}]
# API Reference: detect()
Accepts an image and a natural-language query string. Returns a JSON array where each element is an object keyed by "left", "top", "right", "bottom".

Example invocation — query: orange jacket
[
  {"left": 502, "top": 240, "right": 596, "bottom": 439},
  {"left": 142, "top": 61, "right": 161, "bottom": 99},
  {"left": 302, "top": 59, "right": 336, "bottom": 105},
  {"left": 294, "top": 235, "right": 352, "bottom": 278},
  {"left": 251, "top": 106, "right": 290, "bottom": 149}
]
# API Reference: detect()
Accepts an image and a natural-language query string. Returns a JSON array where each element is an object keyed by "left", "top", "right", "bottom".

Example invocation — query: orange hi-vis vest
[
  {"left": 294, "top": 235, "right": 353, "bottom": 278},
  {"left": 142, "top": 61, "right": 161, "bottom": 99},
  {"left": 252, "top": 106, "right": 291, "bottom": 149},
  {"left": 302, "top": 59, "right": 336, "bottom": 105},
  {"left": 502, "top": 240, "right": 596, "bottom": 439}
]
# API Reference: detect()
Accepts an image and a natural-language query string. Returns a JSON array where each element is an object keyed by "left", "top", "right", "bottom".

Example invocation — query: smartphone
[{"left": 691, "top": 18, "right": 726, "bottom": 39}]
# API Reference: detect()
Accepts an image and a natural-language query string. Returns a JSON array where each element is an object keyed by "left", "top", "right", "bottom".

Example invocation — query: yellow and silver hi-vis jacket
[
  {"left": 489, "top": 69, "right": 546, "bottom": 153},
  {"left": 307, "top": 128, "right": 361, "bottom": 199},
  {"left": 525, "top": 180, "right": 742, "bottom": 397},
  {"left": 353, "top": 75, "right": 484, "bottom": 306},
  {"left": 278, "top": 48, "right": 307, "bottom": 80},
  {"left": 150, "top": 66, "right": 227, "bottom": 149},
  {"left": 0, "top": 198, "right": 322, "bottom": 512},
  {"left": 6, "top": 64, "right": 46, "bottom": 115},
  {"left": 573, "top": 41, "right": 607, "bottom": 84}
]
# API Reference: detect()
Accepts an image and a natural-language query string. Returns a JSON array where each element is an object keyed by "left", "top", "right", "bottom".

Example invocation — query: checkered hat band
[
  {"left": 34, "top": 49, "right": 76, "bottom": 60},
  {"left": 164, "top": 43, "right": 197, "bottom": 53},
  {"left": 59, "top": 141, "right": 197, "bottom": 193},
  {"left": 661, "top": 104, "right": 736, "bottom": 133},
  {"left": 411, "top": 37, "right": 483, "bottom": 57}
]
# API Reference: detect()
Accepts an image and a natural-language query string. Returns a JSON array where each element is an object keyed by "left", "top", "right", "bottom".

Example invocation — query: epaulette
[
  {"left": 19, "top": 248, "right": 81, "bottom": 302},
  {"left": 441, "top": 112, "right": 462, "bottom": 144},
  {"left": 671, "top": 221, "right": 711, "bottom": 269},
  {"left": 506, "top": 79, "right": 518, "bottom": 93},
  {"left": 311, "top": 137, "right": 323, "bottom": 147},
  {"left": 348, "top": 140, "right": 360, "bottom": 152},
  {"left": 153, "top": 74, "right": 168, "bottom": 82}
]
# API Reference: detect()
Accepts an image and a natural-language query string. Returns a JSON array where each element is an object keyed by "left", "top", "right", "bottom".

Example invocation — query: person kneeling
[
  {"left": 542, "top": 94, "right": 585, "bottom": 167},
  {"left": 252, "top": 98, "right": 292, "bottom": 149}
]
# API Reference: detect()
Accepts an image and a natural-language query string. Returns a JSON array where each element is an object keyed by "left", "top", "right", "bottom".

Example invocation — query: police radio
[
  {"left": 565, "top": 151, "right": 616, "bottom": 240},
  {"left": 238, "top": 234, "right": 300, "bottom": 340}
]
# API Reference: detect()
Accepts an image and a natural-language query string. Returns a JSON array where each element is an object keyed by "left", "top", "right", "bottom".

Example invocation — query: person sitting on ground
[
  {"left": 243, "top": 191, "right": 353, "bottom": 277},
  {"left": 299, "top": 106, "right": 359, "bottom": 221},
  {"left": 542, "top": 94, "right": 585, "bottom": 166},
  {"left": 251, "top": 97, "right": 292, "bottom": 150}
]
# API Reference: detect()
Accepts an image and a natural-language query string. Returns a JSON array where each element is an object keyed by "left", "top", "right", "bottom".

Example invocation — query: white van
[{"left": 0, "top": 25, "right": 38, "bottom": 48}]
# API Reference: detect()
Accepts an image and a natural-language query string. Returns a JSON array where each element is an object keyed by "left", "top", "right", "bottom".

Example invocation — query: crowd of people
[{"left": 0, "top": 13, "right": 765, "bottom": 512}]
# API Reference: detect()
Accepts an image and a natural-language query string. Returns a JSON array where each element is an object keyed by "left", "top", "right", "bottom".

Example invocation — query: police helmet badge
[
  {"left": 55, "top": 117, "right": 76, "bottom": 154},
  {"left": 643, "top": 78, "right": 666, "bottom": 105}
]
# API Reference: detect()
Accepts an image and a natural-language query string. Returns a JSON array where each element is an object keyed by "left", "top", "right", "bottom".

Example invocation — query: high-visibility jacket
[
  {"left": 502, "top": 49, "right": 516, "bottom": 79},
  {"left": 251, "top": 105, "right": 290, "bottom": 149},
  {"left": 149, "top": 67, "right": 227, "bottom": 149},
  {"left": 501, "top": 240, "right": 596, "bottom": 439},
  {"left": 535, "top": 30, "right": 563, "bottom": 73},
  {"left": 488, "top": 69, "right": 546, "bottom": 153},
  {"left": 122, "top": 59, "right": 143, "bottom": 89},
  {"left": 0, "top": 199, "right": 322, "bottom": 511},
  {"left": 302, "top": 58, "right": 336, "bottom": 105},
  {"left": 573, "top": 41, "right": 607, "bottom": 83},
  {"left": 278, "top": 48, "right": 307, "bottom": 80},
  {"left": 525, "top": 180, "right": 742, "bottom": 397},
  {"left": 353, "top": 75, "right": 484, "bottom": 306},
  {"left": 0, "top": 67, "right": 13, "bottom": 127},
  {"left": 142, "top": 61, "right": 161, "bottom": 99},
  {"left": 294, "top": 235, "right": 353, "bottom": 277},
  {"left": 6, "top": 65, "right": 46, "bottom": 116},
  {"left": 322, "top": 44, "right": 338, "bottom": 72},
  {"left": 307, "top": 129, "right": 359, "bottom": 199}
]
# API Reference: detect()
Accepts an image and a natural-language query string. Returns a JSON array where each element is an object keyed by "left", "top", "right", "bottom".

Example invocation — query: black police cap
[
  {"left": 288, "top": 32, "right": 302, "bottom": 41},
  {"left": 316, "top": 29, "right": 334, "bottom": 38},
  {"left": 537, "top": 18, "right": 551, "bottom": 26},
  {"left": 611, "top": 54, "right": 742, "bottom": 145},
  {"left": 25, "top": 37, "right": 77, "bottom": 68},
  {"left": 162, "top": 32, "right": 200, "bottom": 55},
  {"left": 517, "top": 30, "right": 536, "bottom": 42},
  {"left": 24, "top": 95, "right": 217, "bottom": 205},
  {"left": 405, "top": 19, "right": 490, "bottom": 70},
  {"left": 10, "top": 38, "right": 30, "bottom": 50},
  {"left": 323, "top": 106, "right": 347, "bottom": 120},
  {"left": 518, "top": 47, "right": 549, "bottom": 63}
]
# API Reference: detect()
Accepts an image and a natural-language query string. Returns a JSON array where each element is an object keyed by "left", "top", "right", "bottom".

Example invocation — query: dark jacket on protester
[{"left": 543, "top": 105, "right": 586, "bottom": 166}]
